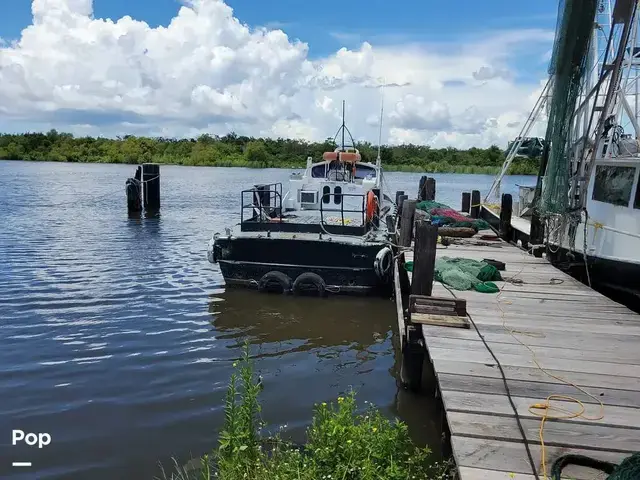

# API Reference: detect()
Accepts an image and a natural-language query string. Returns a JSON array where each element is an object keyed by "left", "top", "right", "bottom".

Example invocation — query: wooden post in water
[
  {"left": 395, "top": 190, "right": 405, "bottom": 206},
  {"left": 417, "top": 176, "right": 428, "bottom": 201},
  {"left": 142, "top": 163, "right": 160, "bottom": 211},
  {"left": 461, "top": 192, "right": 471, "bottom": 213},
  {"left": 399, "top": 200, "right": 416, "bottom": 247},
  {"left": 499, "top": 193, "right": 513, "bottom": 240},
  {"left": 425, "top": 177, "right": 436, "bottom": 201},
  {"left": 411, "top": 220, "right": 438, "bottom": 297},
  {"left": 470, "top": 190, "right": 481, "bottom": 219}
]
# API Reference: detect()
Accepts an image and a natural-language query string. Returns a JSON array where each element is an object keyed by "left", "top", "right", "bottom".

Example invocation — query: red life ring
[{"left": 366, "top": 191, "right": 378, "bottom": 223}]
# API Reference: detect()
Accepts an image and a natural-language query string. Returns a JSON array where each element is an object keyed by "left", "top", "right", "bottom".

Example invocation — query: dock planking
[{"left": 395, "top": 228, "right": 640, "bottom": 480}]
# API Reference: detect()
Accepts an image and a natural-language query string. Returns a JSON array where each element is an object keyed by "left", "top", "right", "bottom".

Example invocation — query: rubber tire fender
[
  {"left": 258, "top": 271, "right": 292, "bottom": 294},
  {"left": 292, "top": 272, "right": 327, "bottom": 297}
]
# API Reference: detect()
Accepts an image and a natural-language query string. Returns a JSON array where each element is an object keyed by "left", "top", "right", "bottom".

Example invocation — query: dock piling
[
  {"left": 470, "top": 190, "right": 480, "bottom": 218},
  {"left": 142, "top": 163, "right": 160, "bottom": 211},
  {"left": 399, "top": 200, "right": 416, "bottom": 247},
  {"left": 461, "top": 192, "right": 471, "bottom": 213},
  {"left": 411, "top": 220, "right": 438, "bottom": 296},
  {"left": 418, "top": 176, "right": 436, "bottom": 201},
  {"left": 499, "top": 193, "right": 513, "bottom": 240}
]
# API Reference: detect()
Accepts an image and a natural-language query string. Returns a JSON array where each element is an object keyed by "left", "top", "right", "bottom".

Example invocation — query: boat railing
[
  {"left": 319, "top": 192, "right": 369, "bottom": 235},
  {"left": 240, "top": 183, "right": 283, "bottom": 225}
]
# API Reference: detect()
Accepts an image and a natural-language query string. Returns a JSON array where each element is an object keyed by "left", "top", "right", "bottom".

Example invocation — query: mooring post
[
  {"left": 142, "top": 163, "right": 160, "bottom": 211},
  {"left": 417, "top": 176, "right": 428, "bottom": 201},
  {"left": 425, "top": 177, "right": 436, "bottom": 201},
  {"left": 461, "top": 192, "right": 471, "bottom": 213},
  {"left": 499, "top": 193, "right": 513, "bottom": 240},
  {"left": 470, "top": 190, "right": 481, "bottom": 219},
  {"left": 399, "top": 200, "right": 416, "bottom": 247},
  {"left": 411, "top": 220, "right": 438, "bottom": 296},
  {"left": 395, "top": 190, "right": 405, "bottom": 206}
]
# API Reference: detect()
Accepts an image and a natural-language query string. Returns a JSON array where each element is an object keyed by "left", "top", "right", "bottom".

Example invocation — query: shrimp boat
[
  {"left": 483, "top": 0, "right": 640, "bottom": 308},
  {"left": 207, "top": 103, "right": 395, "bottom": 296}
]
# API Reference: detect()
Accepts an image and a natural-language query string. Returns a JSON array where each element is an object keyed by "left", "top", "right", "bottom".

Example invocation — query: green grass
[{"left": 158, "top": 343, "right": 453, "bottom": 480}]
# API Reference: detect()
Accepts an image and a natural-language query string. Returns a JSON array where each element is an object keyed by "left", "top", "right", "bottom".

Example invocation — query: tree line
[{"left": 0, "top": 130, "right": 540, "bottom": 175}]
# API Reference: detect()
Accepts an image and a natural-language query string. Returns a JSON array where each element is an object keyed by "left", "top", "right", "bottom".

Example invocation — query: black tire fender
[
  {"left": 258, "top": 271, "right": 292, "bottom": 294},
  {"left": 292, "top": 272, "right": 327, "bottom": 297}
]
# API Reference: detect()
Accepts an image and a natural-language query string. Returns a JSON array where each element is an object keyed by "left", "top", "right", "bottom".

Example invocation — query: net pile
[
  {"left": 416, "top": 200, "right": 490, "bottom": 231},
  {"left": 539, "top": 0, "right": 598, "bottom": 215},
  {"left": 404, "top": 257, "right": 501, "bottom": 293}
]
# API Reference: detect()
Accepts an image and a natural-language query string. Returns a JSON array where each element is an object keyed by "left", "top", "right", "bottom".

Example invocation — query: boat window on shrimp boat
[{"left": 592, "top": 165, "right": 636, "bottom": 207}]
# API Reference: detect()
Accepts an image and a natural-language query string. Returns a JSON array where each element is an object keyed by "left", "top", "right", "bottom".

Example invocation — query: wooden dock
[{"left": 393, "top": 184, "right": 640, "bottom": 479}]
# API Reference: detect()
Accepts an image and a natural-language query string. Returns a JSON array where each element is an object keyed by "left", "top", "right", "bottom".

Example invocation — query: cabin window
[
  {"left": 592, "top": 165, "right": 635, "bottom": 207},
  {"left": 311, "top": 164, "right": 326, "bottom": 178},
  {"left": 322, "top": 186, "right": 330, "bottom": 204},
  {"left": 300, "top": 191, "right": 317, "bottom": 204},
  {"left": 334, "top": 186, "right": 342, "bottom": 205},
  {"left": 354, "top": 164, "right": 376, "bottom": 179}
]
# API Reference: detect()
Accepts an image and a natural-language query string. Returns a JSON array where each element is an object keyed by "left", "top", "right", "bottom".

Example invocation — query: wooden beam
[{"left": 399, "top": 200, "right": 416, "bottom": 247}]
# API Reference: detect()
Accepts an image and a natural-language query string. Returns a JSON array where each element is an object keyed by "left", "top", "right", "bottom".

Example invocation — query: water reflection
[{"left": 210, "top": 290, "right": 394, "bottom": 352}]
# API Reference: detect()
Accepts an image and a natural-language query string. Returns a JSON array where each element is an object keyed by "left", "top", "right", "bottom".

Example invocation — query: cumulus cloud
[{"left": 0, "top": 0, "right": 553, "bottom": 148}]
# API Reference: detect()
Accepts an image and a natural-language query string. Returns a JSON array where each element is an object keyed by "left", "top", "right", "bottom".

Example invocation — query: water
[{"left": 0, "top": 160, "right": 534, "bottom": 479}]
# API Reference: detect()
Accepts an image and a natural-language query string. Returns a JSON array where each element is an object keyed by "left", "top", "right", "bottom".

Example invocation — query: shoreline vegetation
[
  {"left": 159, "top": 343, "right": 452, "bottom": 480},
  {"left": 1, "top": 130, "right": 540, "bottom": 175}
]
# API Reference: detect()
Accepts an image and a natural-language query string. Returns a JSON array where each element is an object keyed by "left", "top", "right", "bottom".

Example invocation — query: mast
[
  {"left": 341, "top": 100, "right": 346, "bottom": 150},
  {"left": 376, "top": 85, "right": 384, "bottom": 168}
]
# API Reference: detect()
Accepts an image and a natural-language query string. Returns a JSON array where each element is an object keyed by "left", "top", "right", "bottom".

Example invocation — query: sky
[{"left": 0, "top": 0, "right": 560, "bottom": 148}]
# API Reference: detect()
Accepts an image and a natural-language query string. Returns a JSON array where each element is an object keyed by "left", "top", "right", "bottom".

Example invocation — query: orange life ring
[{"left": 366, "top": 191, "right": 378, "bottom": 223}]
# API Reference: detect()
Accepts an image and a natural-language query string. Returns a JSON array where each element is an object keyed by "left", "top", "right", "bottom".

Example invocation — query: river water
[{"left": 0, "top": 160, "right": 534, "bottom": 479}]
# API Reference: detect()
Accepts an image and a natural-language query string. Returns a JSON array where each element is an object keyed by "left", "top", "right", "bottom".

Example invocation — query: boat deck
[{"left": 400, "top": 229, "right": 640, "bottom": 479}]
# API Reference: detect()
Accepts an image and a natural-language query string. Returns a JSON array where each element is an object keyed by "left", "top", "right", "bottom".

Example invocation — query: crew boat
[{"left": 207, "top": 103, "right": 395, "bottom": 296}]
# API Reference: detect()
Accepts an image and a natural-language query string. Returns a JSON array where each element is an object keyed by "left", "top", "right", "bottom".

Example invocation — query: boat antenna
[
  {"left": 376, "top": 84, "right": 384, "bottom": 168},
  {"left": 341, "top": 100, "right": 346, "bottom": 151}
]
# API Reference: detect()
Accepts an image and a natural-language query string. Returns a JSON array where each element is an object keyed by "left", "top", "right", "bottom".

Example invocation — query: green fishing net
[
  {"left": 404, "top": 257, "right": 502, "bottom": 293},
  {"left": 434, "top": 257, "right": 502, "bottom": 293}
]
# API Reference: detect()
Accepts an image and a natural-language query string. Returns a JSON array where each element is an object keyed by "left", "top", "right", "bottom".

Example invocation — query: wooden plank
[
  {"left": 422, "top": 324, "right": 640, "bottom": 351},
  {"left": 447, "top": 411, "right": 640, "bottom": 453},
  {"left": 458, "top": 466, "right": 600, "bottom": 480},
  {"left": 410, "top": 294, "right": 466, "bottom": 315},
  {"left": 431, "top": 358, "right": 640, "bottom": 392},
  {"left": 428, "top": 346, "right": 640, "bottom": 378},
  {"left": 425, "top": 336, "right": 640, "bottom": 366},
  {"left": 452, "top": 436, "right": 622, "bottom": 479},
  {"left": 437, "top": 373, "right": 640, "bottom": 408},
  {"left": 411, "top": 312, "right": 470, "bottom": 328},
  {"left": 441, "top": 390, "right": 640, "bottom": 429},
  {"left": 470, "top": 315, "right": 640, "bottom": 334}
]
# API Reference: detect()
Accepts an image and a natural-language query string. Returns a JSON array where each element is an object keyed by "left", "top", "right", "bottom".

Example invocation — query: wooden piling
[
  {"left": 399, "top": 200, "right": 416, "bottom": 247},
  {"left": 395, "top": 190, "right": 405, "bottom": 206},
  {"left": 411, "top": 220, "right": 438, "bottom": 297},
  {"left": 142, "top": 163, "right": 160, "bottom": 210},
  {"left": 499, "top": 193, "right": 513, "bottom": 240},
  {"left": 461, "top": 192, "right": 471, "bottom": 213},
  {"left": 418, "top": 176, "right": 428, "bottom": 201},
  {"left": 425, "top": 177, "right": 436, "bottom": 201},
  {"left": 470, "top": 190, "right": 480, "bottom": 219}
]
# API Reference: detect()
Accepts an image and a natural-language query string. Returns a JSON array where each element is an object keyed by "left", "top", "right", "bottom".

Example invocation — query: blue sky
[
  {"left": 0, "top": 0, "right": 559, "bottom": 147},
  {"left": 2, "top": 0, "right": 558, "bottom": 57}
]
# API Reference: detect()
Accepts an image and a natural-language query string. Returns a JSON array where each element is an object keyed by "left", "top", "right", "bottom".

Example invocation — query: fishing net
[
  {"left": 433, "top": 257, "right": 502, "bottom": 293},
  {"left": 416, "top": 201, "right": 490, "bottom": 231},
  {"left": 539, "top": 0, "right": 598, "bottom": 215}
]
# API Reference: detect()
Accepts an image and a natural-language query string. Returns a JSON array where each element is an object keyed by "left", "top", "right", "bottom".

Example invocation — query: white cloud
[{"left": 0, "top": 0, "right": 554, "bottom": 148}]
